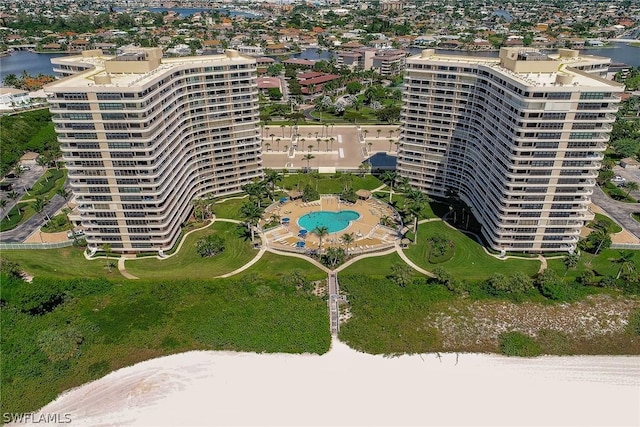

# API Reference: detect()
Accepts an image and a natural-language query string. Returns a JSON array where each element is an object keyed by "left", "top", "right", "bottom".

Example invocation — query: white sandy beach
[{"left": 26, "top": 339, "right": 640, "bottom": 427}]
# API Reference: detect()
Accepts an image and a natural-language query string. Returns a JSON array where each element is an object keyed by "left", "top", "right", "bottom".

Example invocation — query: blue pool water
[{"left": 298, "top": 210, "right": 360, "bottom": 234}]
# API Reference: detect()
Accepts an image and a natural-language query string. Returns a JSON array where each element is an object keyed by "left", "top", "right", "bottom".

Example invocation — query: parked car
[{"left": 612, "top": 175, "right": 626, "bottom": 183}]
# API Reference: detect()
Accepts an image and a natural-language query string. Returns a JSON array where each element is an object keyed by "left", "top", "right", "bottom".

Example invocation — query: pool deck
[{"left": 260, "top": 195, "right": 400, "bottom": 253}]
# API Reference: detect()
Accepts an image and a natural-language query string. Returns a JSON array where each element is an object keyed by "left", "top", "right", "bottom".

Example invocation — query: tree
[
  {"left": 380, "top": 171, "right": 398, "bottom": 203},
  {"left": 242, "top": 181, "right": 267, "bottom": 207},
  {"left": 303, "top": 154, "right": 315, "bottom": 169},
  {"left": 624, "top": 181, "right": 639, "bottom": 198},
  {"left": 32, "top": 197, "right": 49, "bottom": 221},
  {"left": 388, "top": 262, "right": 412, "bottom": 287},
  {"left": 563, "top": 253, "right": 580, "bottom": 278},
  {"left": 340, "top": 232, "right": 355, "bottom": 255},
  {"left": 323, "top": 246, "right": 345, "bottom": 268},
  {"left": 313, "top": 225, "right": 330, "bottom": 253},
  {"left": 263, "top": 168, "right": 281, "bottom": 197},
  {"left": 240, "top": 201, "right": 263, "bottom": 243},
  {"left": 612, "top": 250, "right": 635, "bottom": 279},
  {"left": 345, "top": 81, "right": 363, "bottom": 95},
  {"left": 56, "top": 188, "right": 71, "bottom": 209},
  {"left": 196, "top": 234, "right": 225, "bottom": 257}
]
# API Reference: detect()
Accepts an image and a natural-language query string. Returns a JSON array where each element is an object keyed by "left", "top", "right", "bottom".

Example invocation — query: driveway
[
  {"left": 0, "top": 194, "right": 67, "bottom": 243},
  {"left": 590, "top": 185, "right": 640, "bottom": 238}
]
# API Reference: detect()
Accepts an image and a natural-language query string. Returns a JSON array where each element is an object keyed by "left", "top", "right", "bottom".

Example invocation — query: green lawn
[
  {"left": 546, "top": 248, "right": 640, "bottom": 283},
  {"left": 280, "top": 173, "right": 382, "bottom": 194},
  {"left": 240, "top": 251, "right": 327, "bottom": 281},
  {"left": 403, "top": 221, "right": 541, "bottom": 282},
  {"left": 211, "top": 195, "right": 248, "bottom": 219},
  {"left": 339, "top": 252, "right": 407, "bottom": 278},
  {"left": 589, "top": 212, "right": 623, "bottom": 233},
  {"left": 125, "top": 221, "right": 257, "bottom": 279},
  {"left": 1, "top": 246, "right": 123, "bottom": 279}
]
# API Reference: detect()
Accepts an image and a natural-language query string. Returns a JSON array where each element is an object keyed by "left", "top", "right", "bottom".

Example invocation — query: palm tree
[
  {"left": 367, "top": 141, "right": 373, "bottom": 154},
  {"left": 32, "top": 197, "right": 50, "bottom": 222},
  {"left": 316, "top": 138, "right": 321, "bottom": 151},
  {"left": 624, "top": 181, "right": 639, "bottom": 198},
  {"left": 563, "top": 252, "right": 580, "bottom": 278},
  {"left": 388, "top": 129, "right": 394, "bottom": 139},
  {"left": 265, "top": 142, "right": 271, "bottom": 152},
  {"left": 269, "top": 133, "right": 275, "bottom": 145},
  {"left": 264, "top": 168, "right": 281, "bottom": 197},
  {"left": 276, "top": 138, "right": 281, "bottom": 152},
  {"left": 376, "top": 129, "right": 381, "bottom": 138},
  {"left": 381, "top": 171, "right": 398, "bottom": 203},
  {"left": 313, "top": 225, "right": 329, "bottom": 253},
  {"left": 388, "top": 138, "right": 395, "bottom": 152},
  {"left": 613, "top": 250, "right": 635, "bottom": 279},
  {"left": 303, "top": 154, "right": 315, "bottom": 169},
  {"left": 329, "top": 137, "right": 335, "bottom": 151},
  {"left": 340, "top": 232, "right": 355, "bottom": 256},
  {"left": 56, "top": 188, "right": 71, "bottom": 209},
  {"left": 363, "top": 129, "right": 369, "bottom": 140},
  {"left": 240, "top": 201, "right": 263, "bottom": 243},
  {"left": 300, "top": 137, "right": 306, "bottom": 148},
  {"left": 308, "top": 144, "right": 314, "bottom": 153},
  {"left": 280, "top": 124, "right": 286, "bottom": 138}
]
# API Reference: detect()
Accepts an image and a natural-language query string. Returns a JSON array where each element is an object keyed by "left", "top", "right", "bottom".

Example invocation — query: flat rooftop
[
  {"left": 407, "top": 50, "right": 622, "bottom": 89},
  {"left": 48, "top": 50, "right": 255, "bottom": 90}
]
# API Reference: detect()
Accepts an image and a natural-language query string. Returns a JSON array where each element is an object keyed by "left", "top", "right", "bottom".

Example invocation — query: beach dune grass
[
  {"left": 125, "top": 221, "right": 256, "bottom": 279},
  {"left": 1, "top": 275, "right": 331, "bottom": 415},
  {"left": 403, "top": 221, "right": 540, "bottom": 281}
]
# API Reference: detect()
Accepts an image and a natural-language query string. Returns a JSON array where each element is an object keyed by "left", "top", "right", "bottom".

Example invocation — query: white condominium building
[
  {"left": 398, "top": 48, "right": 623, "bottom": 253},
  {"left": 46, "top": 48, "right": 262, "bottom": 254}
]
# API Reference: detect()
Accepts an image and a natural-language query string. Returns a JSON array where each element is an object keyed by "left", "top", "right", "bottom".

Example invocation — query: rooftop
[
  {"left": 46, "top": 49, "right": 255, "bottom": 90},
  {"left": 408, "top": 48, "right": 624, "bottom": 89}
]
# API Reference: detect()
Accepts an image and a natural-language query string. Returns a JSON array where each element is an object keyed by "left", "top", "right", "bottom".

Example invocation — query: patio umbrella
[
  {"left": 296, "top": 241, "right": 306, "bottom": 248},
  {"left": 279, "top": 197, "right": 288, "bottom": 203}
]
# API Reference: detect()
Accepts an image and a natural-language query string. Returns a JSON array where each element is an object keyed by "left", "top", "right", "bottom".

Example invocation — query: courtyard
[{"left": 260, "top": 193, "right": 400, "bottom": 254}]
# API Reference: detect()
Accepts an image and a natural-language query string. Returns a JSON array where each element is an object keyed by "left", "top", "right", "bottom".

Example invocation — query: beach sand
[{"left": 24, "top": 339, "right": 640, "bottom": 426}]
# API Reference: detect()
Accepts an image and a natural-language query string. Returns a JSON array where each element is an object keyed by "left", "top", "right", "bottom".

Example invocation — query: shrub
[
  {"left": 499, "top": 331, "right": 541, "bottom": 357},
  {"left": 196, "top": 235, "right": 225, "bottom": 257}
]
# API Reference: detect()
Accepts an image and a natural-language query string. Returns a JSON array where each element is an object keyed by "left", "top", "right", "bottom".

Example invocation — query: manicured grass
[
  {"left": 633, "top": 212, "right": 640, "bottom": 223},
  {"left": 1, "top": 275, "right": 330, "bottom": 415},
  {"left": 41, "top": 213, "right": 71, "bottom": 233},
  {"left": 0, "top": 203, "right": 29, "bottom": 231},
  {"left": 589, "top": 212, "right": 623, "bottom": 233},
  {"left": 281, "top": 173, "right": 382, "bottom": 194},
  {"left": 240, "top": 251, "right": 327, "bottom": 282},
  {"left": 339, "top": 252, "right": 407, "bottom": 278},
  {"left": 601, "top": 182, "right": 637, "bottom": 203},
  {"left": 546, "top": 248, "right": 640, "bottom": 283},
  {"left": 125, "top": 221, "right": 257, "bottom": 279},
  {"left": 211, "top": 195, "right": 248, "bottom": 219},
  {"left": 1, "top": 246, "right": 123, "bottom": 279},
  {"left": 28, "top": 168, "right": 66, "bottom": 199},
  {"left": 403, "top": 221, "right": 540, "bottom": 282}
]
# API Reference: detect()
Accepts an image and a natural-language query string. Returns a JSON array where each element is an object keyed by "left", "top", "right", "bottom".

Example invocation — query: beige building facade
[
  {"left": 398, "top": 48, "right": 623, "bottom": 253},
  {"left": 46, "top": 48, "right": 262, "bottom": 254}
]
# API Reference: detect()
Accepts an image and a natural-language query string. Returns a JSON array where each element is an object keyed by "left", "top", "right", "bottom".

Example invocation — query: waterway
[{"left": 1, "top": 43, "right": 637, "bottom": 87}]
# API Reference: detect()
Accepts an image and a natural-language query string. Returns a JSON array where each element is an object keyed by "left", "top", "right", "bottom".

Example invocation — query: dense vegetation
[
  {"left": 0, "top": 267, "right": 330, "bottom": 415},
  {"left": 0, "top": 109, "right": 58, "bottom": 176}
]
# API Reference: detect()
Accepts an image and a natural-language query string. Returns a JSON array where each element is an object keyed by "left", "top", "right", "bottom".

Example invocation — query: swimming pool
[{"left": 298, "top": 210, "right": 361, "bottom": 234}]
